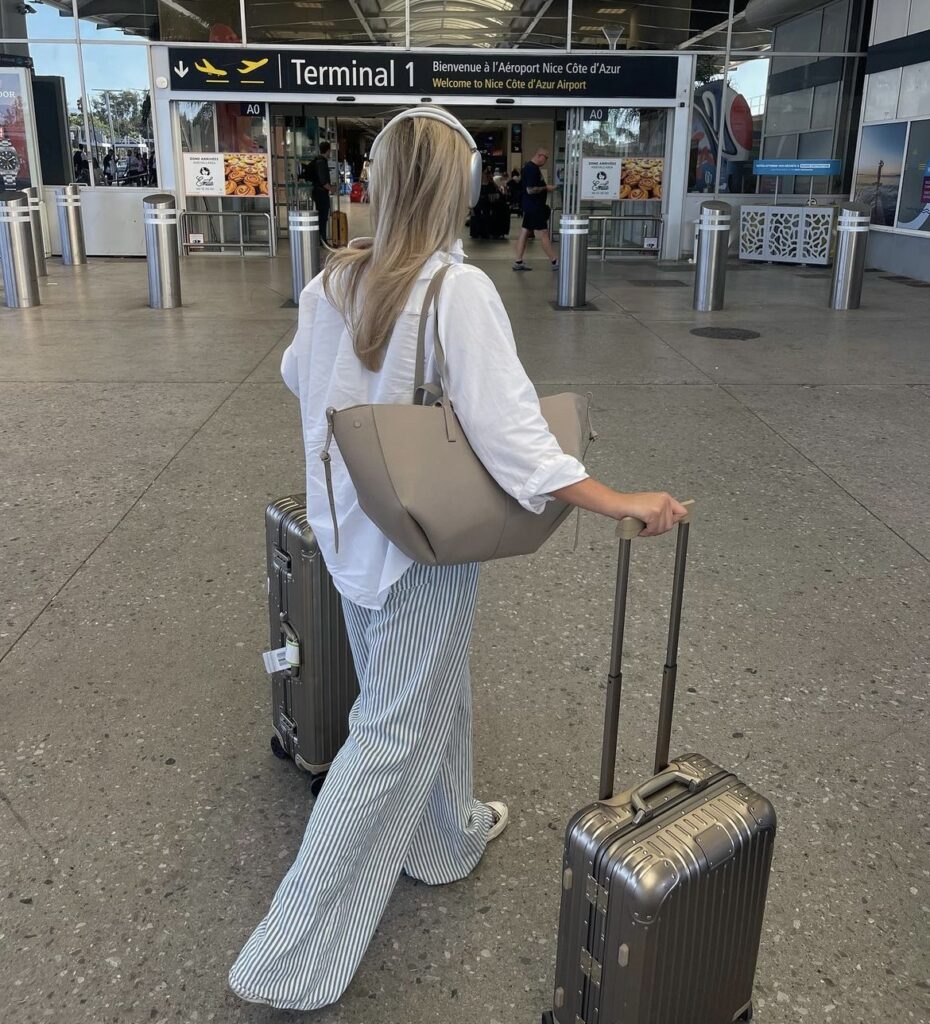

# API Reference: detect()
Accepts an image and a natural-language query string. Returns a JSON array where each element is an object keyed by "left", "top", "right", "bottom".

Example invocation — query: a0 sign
[
  {"left": 239, "top": 102, "right": 265, "bottom": 116},
  {"left": 584, "top": 107, "right": 611, "bottom": 122}
]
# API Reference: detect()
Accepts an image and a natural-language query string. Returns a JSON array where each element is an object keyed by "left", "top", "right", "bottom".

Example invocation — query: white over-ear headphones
[{"left": 368, "top": 105, "right": 483, "bottom": 207}]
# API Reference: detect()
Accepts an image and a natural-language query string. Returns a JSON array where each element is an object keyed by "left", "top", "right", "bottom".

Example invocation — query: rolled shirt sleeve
[{"left": 437, "top": 266, "right": 588, "bottom": 513}]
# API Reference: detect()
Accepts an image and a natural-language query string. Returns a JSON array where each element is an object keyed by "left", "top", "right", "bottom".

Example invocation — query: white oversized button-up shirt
[{"left": 281, "top": 242, "right": 588, "bottom": 608}]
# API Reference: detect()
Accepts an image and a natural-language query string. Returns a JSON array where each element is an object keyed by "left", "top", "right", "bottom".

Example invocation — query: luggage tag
[{"left": 262, "top": 647, "right": 290, "bottom": 674}]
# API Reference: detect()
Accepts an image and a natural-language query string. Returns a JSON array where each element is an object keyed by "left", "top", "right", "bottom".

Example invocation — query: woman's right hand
[{"left": 614, "top": 491, "right": 689, "bottom": 536}]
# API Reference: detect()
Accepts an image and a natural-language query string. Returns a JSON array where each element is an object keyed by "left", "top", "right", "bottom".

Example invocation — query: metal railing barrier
[
  {"left": 0, "top": 190, "right": 40, "bottom": 308},
  {"left": 144, "top": 194, "right": 182, "bottom": 309},
  {"left": 180, "top": 210, "right": 276, "bottom": 258},
  {"left": 693, "top": 201, "right": 731, "bottom": 312},
  {"left": 583, "top": 215, "right": 663, "bottom": 260}
]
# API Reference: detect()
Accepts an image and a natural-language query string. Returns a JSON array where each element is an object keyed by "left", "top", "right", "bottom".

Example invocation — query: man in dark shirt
[
  {"left": 513, "top": 147, "right": 559, "bottom": 271},
  {"left": 307, "top": 141, "right": 332, "bottom": 245}
]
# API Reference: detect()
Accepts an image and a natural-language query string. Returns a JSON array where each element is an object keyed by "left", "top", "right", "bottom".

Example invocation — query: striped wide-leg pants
[{"left": 228, "top": 561, "right": 493, "bottom": 1011}]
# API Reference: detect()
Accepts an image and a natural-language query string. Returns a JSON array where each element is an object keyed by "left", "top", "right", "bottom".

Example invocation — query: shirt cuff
[{"left": 518, "top": 455, "right": 588, "bottom": 514}]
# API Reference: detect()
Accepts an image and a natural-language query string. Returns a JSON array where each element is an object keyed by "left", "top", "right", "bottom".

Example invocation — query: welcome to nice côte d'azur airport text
[{"left": 287, "top": 55, "right": 623, "bottom": 93}]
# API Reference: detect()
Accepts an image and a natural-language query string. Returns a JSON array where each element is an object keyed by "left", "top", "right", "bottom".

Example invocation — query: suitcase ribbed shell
[{"left": 553, "top": 754, "right": 776, "bottom": 1024}]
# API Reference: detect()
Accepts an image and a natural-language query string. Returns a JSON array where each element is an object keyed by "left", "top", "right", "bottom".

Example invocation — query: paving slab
[
  {"left": 0, "top": 315, "right": 295, "bottom": 384},
  {"left": 0, "top": 382, "right": 234, "bottom": 660},
  {"left": 727, "top": 384, "right": 930, "bottom": 557},
  {"left": 636, "top": 317, "right": 930, "bottom": 385}
]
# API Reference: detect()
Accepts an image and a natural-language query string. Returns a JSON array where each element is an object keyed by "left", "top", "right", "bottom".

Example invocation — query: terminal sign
[{"left": 168, "top": 48, "right": 678, "bottom": 100}]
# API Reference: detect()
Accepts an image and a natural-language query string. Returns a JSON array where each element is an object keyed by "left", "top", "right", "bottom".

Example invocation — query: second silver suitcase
[{"left": 266, "top": 495, "right": 358, "bottom": 793}]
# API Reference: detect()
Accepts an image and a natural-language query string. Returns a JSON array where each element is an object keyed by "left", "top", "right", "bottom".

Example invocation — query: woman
[{"left": 229, "top": 107, "right": 686, "bottom": 1012}]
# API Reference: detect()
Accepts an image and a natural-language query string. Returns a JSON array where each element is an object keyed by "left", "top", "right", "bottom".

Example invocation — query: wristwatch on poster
[{"left": 0, "top": 138, "right": 21, "bottom": 188}]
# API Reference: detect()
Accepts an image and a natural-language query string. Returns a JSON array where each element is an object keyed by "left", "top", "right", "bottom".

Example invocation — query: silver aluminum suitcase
[
  {"left": 266, "top": 495, "right": 359, "bottom": 793},
  {"left": 546, "top": 507, "right": 776, "bottom": 1024}
]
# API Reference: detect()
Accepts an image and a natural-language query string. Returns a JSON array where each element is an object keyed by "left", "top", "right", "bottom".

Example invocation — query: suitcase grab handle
[
  {"left": 631, "top": 766, "right": 700, "bottom": 824},
  {"left": 616, "top": 499, "right": 694, "bottom": 541}
]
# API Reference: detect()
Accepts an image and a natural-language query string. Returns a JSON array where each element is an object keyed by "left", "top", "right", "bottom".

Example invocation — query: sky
[{"left": 3, "top": 2, "right": 150, "bottom": 112}]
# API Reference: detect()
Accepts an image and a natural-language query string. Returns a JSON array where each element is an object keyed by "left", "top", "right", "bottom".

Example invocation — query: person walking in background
[
  {"left": 513, "top": 147, "right": 559, "bottom": 271},
  {"left": 507, "top": 167, "right": 522, "bottom": 211},
  {"left": 310, "top": 141, "right": 332, "bottom": 246},
  {"left": 227, "top": 105, "right": 687, "bottom": 1013}
]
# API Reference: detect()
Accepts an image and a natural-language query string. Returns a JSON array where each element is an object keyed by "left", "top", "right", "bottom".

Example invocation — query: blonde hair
[{"left": 322, "top": 110, "right": 471, "bottom": 372}]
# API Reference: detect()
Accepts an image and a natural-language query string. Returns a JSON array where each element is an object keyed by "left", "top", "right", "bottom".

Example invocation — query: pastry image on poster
[
  {"left": 224, "top": 153, "right": 268, "bottom": 197},
  {"left": 620, "top": 157, "right": 663, "bottom": 200}
]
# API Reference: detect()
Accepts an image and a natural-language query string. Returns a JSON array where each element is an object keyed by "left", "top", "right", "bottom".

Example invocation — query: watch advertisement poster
[{"left": 0, "top": 68, "right": 32, "bottom": 188}]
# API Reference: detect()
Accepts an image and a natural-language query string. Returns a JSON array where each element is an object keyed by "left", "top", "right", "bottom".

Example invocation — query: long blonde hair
[{"left": 322, "top": 110, "right": 471, "bottom": 371}]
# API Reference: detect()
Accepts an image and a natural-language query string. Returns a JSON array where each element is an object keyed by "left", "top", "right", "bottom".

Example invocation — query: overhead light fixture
[
  {"left": 602, "top": 25, "right": 625, "bottom": 49},
  {"left": 598, "top": 7, "right": 627, "bottom": 12}
]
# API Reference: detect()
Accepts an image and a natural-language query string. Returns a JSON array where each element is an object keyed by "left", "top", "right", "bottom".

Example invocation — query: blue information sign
[{"left": 753, "top": 159, "right": 841, "bottom": 176}]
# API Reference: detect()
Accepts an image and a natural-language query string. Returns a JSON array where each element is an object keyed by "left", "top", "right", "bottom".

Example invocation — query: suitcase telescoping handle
[{"left": 598, "top": 500, "right": 694, "bottom": 801}]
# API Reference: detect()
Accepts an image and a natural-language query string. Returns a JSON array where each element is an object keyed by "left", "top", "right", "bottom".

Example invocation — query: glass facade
[
  {"left": 0, "top": 3, "right": 156, "bottom": 190},
  {"left": 688, "top": 0, "right": 869, "bottom": 198},
  {"left": 0, "top": 0, "right": 876, "bottom": 254}
]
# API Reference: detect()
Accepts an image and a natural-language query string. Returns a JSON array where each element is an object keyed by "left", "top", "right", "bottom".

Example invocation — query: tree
[{"left": 89, "top": 89, "right": 146, "bottom": 145}]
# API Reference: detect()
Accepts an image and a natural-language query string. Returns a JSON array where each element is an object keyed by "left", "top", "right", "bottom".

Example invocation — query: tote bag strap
[{"left": 413, "top": 261, "right": 453, "bottom": 404}]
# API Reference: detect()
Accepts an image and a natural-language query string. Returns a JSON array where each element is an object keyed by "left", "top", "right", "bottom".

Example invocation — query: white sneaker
[{"left": 486, "top": 800, "right": 510, "bottom": 841}]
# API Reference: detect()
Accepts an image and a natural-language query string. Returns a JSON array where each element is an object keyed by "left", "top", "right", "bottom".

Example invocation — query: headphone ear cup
[{"left": 469, "top": 151, "right": 482, "bottom": 207}]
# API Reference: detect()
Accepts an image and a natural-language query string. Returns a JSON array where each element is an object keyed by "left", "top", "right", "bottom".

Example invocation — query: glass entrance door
[{"left": 577, "top": 108, "right": 670, "bottom": 259}]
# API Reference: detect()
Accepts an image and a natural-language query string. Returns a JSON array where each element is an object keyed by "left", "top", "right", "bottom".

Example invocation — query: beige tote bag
[{"left": 321, "top": 263, "right": 595, "bottom": 565}]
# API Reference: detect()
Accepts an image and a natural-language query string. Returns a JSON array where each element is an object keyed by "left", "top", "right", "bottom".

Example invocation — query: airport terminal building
[{"left": 0, "top": 0, "right": 928, "bottom": 278}]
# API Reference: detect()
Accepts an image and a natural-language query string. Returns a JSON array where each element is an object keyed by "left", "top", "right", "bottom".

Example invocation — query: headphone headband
[
  {"left": 369, "top": 106, "right": 478, "bottom": 159},
  {"left": 368, "top": 105, "right": 483, "bottom": 207}
]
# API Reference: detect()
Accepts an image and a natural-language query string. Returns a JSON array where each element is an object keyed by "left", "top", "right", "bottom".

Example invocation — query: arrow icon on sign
[{"left": 174, "top": 60, "right": 189, "bottom": 78}]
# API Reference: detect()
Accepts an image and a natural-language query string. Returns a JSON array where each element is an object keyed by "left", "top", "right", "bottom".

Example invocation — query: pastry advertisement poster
[
  {"left": 620, "top": 157, "right": 663, "bottom": 200},
  {"left": 224, "top": 152, "right": 268, "bottom": 197},
  {"left": 0, "top": 68, "right": 33, "bottom": 188},
  {"left": 580, "top": 158, "right": 621, "bottom": 200},
  {"left": 183, "top": 153, "right": 225, "bottom": 196}
]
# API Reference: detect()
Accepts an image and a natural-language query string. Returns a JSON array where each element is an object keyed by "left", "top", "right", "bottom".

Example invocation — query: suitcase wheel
[
  {"left": 541, "top": 1013, "right": 554, "bottom": 1024},
  {"left": 270, "top": 734, "right": 289, "bottom": 760},
  {"left": 739, "top": 1004, "right": 753, "bottom": 1022},
  {"left": 309, "top": 772, "right": 327, "bottom": 797}
]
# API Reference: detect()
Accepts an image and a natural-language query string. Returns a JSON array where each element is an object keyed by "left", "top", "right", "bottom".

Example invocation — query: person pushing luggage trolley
[{"left": 228, "top": 105, "right": 688, "bottom": 1012}]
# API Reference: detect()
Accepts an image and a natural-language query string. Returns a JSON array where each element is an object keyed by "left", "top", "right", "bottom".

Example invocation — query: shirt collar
[{"left": 346, "top": 238, "right": 466, "bottom": 277}]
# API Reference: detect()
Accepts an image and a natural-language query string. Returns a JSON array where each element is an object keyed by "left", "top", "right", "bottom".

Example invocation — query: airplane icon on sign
[
  {"left": 238, "top": 58, "right": 269, "bottom": 75},
  {"left": 195, "top": 58, "right": 228, "bottom": 81}
]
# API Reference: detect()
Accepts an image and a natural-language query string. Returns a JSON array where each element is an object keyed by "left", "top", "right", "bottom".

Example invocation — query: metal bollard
[
  {"left": 692, "top": 200, "right": 731, "bottom": 312},
  {"left": 56, "top": 184, "right": 87, "bottom": 265},
  {"left": 0, "top": 190, "right": 40, "bottom": 308},
  {"left": 21, "top": 186, "right": 47, "bottom": 278},
  {"left": 289, "top": 210, "right": 320, "bottom": 304},
  {"left": 829, "top": 202, "right": 870, "bottom": 310},
  {"left": 556, "top": 215, "right": 588, "bottom": 309},
  {"left": 143, "top": 193, "right": 182, "bottom": 309}
]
